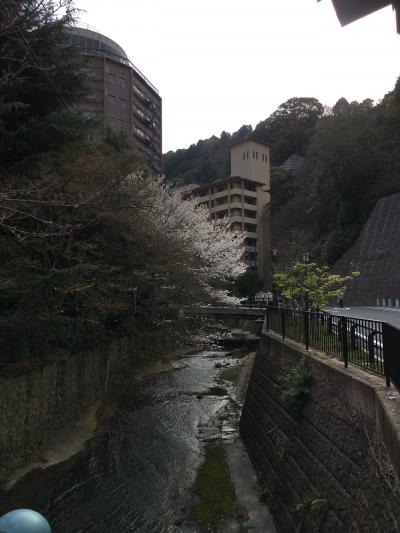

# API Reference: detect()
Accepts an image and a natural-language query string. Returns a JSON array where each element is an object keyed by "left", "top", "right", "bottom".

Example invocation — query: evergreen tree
[{"left": 0, "top": 0, "right": 89, "bottom": 168}]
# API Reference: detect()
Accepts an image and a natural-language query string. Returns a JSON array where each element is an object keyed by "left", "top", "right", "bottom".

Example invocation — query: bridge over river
[{"left": 184, "top": 305, "right": 267, "bottom": 320}]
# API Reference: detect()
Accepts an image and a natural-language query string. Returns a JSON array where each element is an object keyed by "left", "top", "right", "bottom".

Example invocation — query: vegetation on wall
[{"left": 280, "top": 357, "right": 313, "bottom": 419}]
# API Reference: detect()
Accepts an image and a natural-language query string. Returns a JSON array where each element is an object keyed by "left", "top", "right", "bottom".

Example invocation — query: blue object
[{"left": 0, "top": 510, "right": 51, "bottom": 533}]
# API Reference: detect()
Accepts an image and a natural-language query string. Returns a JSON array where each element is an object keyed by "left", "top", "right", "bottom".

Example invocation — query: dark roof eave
[
  {"left": 331, "top": 0, "right": 399, "bottom": 33},
  {"left": 193, "top": 175, "right": 266, "bottom": 191}
]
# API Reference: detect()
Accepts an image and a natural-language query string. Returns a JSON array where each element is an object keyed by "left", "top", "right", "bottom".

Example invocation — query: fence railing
[{"left": 265, "top": 305, "right": 400, "bottom": 390}]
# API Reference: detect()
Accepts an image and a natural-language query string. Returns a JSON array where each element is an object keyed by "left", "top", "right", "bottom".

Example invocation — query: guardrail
[
  {"left": 78, "top": 48, "right": 160, "bottom": 95},
  {"left": 266, "top": 306, "right": 400, "bottom": 390}
]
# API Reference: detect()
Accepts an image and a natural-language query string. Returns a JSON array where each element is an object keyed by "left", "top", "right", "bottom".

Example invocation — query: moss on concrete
[{"left": 191, "top": 443, "right": 240, "bottom": 530}]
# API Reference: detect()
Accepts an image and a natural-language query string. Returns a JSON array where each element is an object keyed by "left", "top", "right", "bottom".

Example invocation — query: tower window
[
  {"left": 246, "top": 151, "right": 249, "bottom": 159},
  {"left": 252, "top": 150, "right": 255, "bottom": 158},
  {"left": 243, "top": 152, "right": 245, "bottom": 160},
  {"left": 256, "top": 151, "right": 258, "bottom": 159}
]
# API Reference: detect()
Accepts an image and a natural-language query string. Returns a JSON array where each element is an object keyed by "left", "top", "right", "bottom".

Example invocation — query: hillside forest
[{"left": 163, "top": 84, "right": 400, "bottom": 266}]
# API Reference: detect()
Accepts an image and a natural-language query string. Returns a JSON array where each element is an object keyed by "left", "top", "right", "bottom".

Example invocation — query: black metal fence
[{"left": 265, "top": 306, "right": 400, "bottom": 389}]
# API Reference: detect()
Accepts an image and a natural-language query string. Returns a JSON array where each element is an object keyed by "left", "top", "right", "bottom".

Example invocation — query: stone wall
[
  {"left": 0, "top": 336, "right": 133, "bottom": 486},
  {"left": 240, "top": 330, "right": 400, "bottom": 532}
]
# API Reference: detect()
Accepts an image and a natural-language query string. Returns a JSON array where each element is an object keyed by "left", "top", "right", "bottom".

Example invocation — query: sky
[{"left": 74, "top": 0, "right": 400, "bottom": 153}]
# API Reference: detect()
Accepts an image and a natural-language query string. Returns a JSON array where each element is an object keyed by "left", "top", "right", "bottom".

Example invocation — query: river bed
[{"left": 2, "top": 344, "right": 253, "bottom": 532}]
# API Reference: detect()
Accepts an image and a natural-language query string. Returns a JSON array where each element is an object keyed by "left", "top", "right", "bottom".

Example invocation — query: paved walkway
[{"left": 227, "top": 438, "right": 277, "bottom": 532}]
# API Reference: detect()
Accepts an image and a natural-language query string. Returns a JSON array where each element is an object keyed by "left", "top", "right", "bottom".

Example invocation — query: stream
[{"left": 3, "top": 343, "right": 251, "bottom": 532}]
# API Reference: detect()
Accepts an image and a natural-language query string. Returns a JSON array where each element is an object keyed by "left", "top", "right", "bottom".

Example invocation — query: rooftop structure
[{"left": 66, "top": 26, "right": 162, "bottom": 174}]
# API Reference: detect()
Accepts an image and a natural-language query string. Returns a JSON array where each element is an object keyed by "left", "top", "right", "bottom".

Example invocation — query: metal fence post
[
  {"left": 382, "top": 323, "right": 391, "bottom": 388},
  {"left": 350, "top": 323, "right": 357, "bottom": 350},
  {"left": 328, "top": 315, "right": 333, "bottom": 334},
  {"left": 341, "top": 317, "right": 348, "bottom": 368},
  {"left": 367, "top": 331, "right": 377, "bottom": 369},
  {"left": 304, "top": 310, "right": 309, "bottom": 350},
  {"left": 281, "top": 307, "right": 286, "bottom": 340},
  {"left": 266, "top": 306, "right": 270, "bottom": 331}
]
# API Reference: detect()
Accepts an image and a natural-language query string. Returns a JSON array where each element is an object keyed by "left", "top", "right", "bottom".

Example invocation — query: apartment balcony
[
  {"left": 241, "top": 188, "right": 257, "bottom": 197},
  {"left": 133, "top": 106, "right": 152, "bottom": 124},
  {"left": 210, "top": 190, "right": 229, "bottom": 200},
  {"left": 133, "top": 85, "right": 151, "bottom": 105},
  {"left": 244, "top": 245, "right": 257, "bottom": 253},
  {"left": 229, "top": 201, "right": 257, "bottom": 212},
  {"left": 244, "top": 231, "right": 258, "bottom": 239},
  {"left": 228, "top": 187, "right": 243, "bottom": 197},
  {"left": 243, "top": 216, "right": 258, "bottom": 225},
  {"left": 229, "top": 201, "right": 243, "bottom": 211},
  {"left": 133, "top": 126, "right": 145, "bottom": 140},
  {"left": 230, "top": 214, "right": 243, "bottom": 224},
  {"left": 212, "top": 202, "right": 229, "bottom": 213}
]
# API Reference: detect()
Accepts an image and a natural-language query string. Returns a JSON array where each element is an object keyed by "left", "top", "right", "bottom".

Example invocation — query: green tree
[
  {"left": 309, "top": 99, "right": 380, "bottom": 261},
  {"left": 309, "top": 84, "right": 400, "bottom": 264},
  {"left": 232, "top": 269, "right": 262, "bottom": 298},
  {"left": 254, "top": 97, "right": 324, "bottom": 164},
  {"left": 273, "top": 262, "right": 359, "bottom": 309}
]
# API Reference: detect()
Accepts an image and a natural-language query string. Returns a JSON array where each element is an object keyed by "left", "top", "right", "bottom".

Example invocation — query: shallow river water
[{"left": 4, "top": 345, "right": 247, "bottom": 532}]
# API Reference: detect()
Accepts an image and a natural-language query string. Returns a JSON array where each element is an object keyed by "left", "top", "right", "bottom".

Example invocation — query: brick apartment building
[{"left": 66, "top": 26, "right": 162, "bottom": 174}]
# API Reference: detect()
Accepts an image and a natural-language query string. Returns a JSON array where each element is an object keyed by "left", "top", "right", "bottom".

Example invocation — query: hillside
[{"left": 163, "top": 81, "right": 400, "bottom": 266}]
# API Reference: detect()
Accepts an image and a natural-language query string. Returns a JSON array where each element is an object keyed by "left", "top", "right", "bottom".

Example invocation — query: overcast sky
[{"left": 75, "top": 0, "right": 400, "bottom": 153}]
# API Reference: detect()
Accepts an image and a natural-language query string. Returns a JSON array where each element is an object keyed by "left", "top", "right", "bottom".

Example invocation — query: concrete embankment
[
  {"left": 240, "top": 325, "right": 400, "bottom": 532},
  {"left": 0, "top": 336, "right": 134, "bottom": 487}
]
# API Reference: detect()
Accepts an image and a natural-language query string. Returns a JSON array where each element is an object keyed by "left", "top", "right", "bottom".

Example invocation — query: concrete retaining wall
[
  {"left": 0, "top": 337, "right": 133, "bottom": 486},
  {"left": 240, "top": 329, "right": 400, "bottom": 532}
]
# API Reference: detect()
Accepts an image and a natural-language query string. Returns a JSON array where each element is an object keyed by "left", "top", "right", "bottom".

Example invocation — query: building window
[
  {"left": 265, "top": 153, "right": 268, "bottom": 162},
  {"left": 106, "top": 94, "right": 116, "bottom": 104},
  {"left": 86, "top": 88, "right": 95, "bottom": 98},
  {"left": 244, "top": 182, "right": 256, "bottom": 192},
  {"left": 108, "top": 73, "right": 116, "bottom": 84},
  {"left": 256, "top": 151, "right": 258, "bottom": 159},
  {"left": 252, "top": 151, "right": 255, "bottom": 158},
  {"left": 244, "top": 195, "right": 257, "bottom": 205},
  {"left": 262, "top": 154, "right": 264, "bottom": 161},
  {"left": 246, "top": 151, "right": 249, "bottom": 159},
  {"left": 243, "top": 152, "right": 245, "bottom": 160},
  {"left": 118, "top": 77, "right": 126, "bottom": 88},
  {"left": 118, "top": 98, "right": 127, "bottom": 108},
  {"left": 119, "top": 119, "right": 127, "bottom": 128}
]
